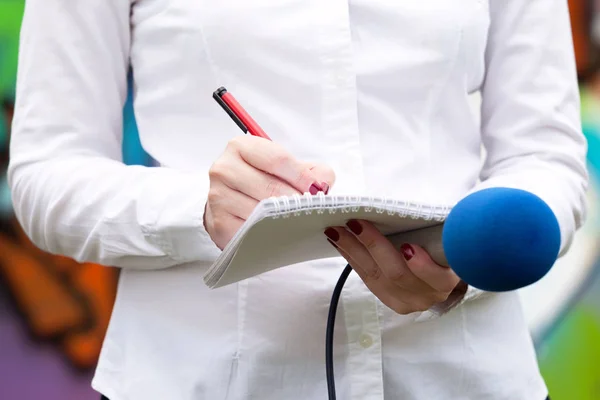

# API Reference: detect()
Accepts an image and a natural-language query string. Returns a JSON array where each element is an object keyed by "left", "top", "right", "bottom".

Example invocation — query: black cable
[{"left": 326, "top": 264, "right": 353, "bottom": 400}]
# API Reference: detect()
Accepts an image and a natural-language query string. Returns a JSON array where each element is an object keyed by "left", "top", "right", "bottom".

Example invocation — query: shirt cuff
[
  {"left": 430, "top": 281, "right": 490, "bottom": 315},
  {"left": 142, "top": 172, "right": 222, "bottom": 265},
  {"left": 414, "top": 281, "right": 490, "bottom": 322}
]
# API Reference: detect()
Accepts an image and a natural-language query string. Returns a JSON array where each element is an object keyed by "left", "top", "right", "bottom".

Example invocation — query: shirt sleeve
[
  {"left": 432, "top": 0, "right": 589, "bottom": 314},
  {"left": 8, "top": 0, "right": 222, "bottom": 269}
]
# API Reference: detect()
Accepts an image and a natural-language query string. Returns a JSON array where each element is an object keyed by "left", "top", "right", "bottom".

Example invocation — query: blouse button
[{"left": 359, "top": 333, "right": 373, "bottom": 349}]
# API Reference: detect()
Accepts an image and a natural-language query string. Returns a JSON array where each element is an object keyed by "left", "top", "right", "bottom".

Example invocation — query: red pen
[
  {"left": 213, "top": 87, "right": 272, "bottom": 140},
  {"left": 213, "top": 86, "right": 327, "bottom": 194}
]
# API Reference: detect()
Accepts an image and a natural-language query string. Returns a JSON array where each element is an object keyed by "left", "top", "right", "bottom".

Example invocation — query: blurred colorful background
[{"left": 1, "top": 1, "right": 600, "bottom": 399}]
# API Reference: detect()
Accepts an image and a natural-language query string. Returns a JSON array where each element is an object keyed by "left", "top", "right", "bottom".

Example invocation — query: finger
[
  {"left": 324, "top": 235, "right": 367, "bottom": 278},
  {"left": 325, "top": 234, "right": 415, "bottom": 312},
  {"left": 307, "top": 163, "right": 336, "bottom": 193},
  {"left": 207, "top": 182, "right": 259, "bottom": 220},
  {"left": 210, "top": 154, "right": 301, "bottom": 200},
  {"left": 324, "top": 227, "right": 382, "bottom": 281},
  {"left": 402, "top": 244, "right": 461, "bottom": 294},
  {"left": 227, "top": 135, "right": 325, "bottom": 193},
  {"left": 343, "top": 220, "right": 431, "bottom": 292}
]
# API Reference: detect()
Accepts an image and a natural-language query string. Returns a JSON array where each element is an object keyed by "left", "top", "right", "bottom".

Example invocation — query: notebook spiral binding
[{"left": 268, "top": 192, "right": 450, "bottom": 222}]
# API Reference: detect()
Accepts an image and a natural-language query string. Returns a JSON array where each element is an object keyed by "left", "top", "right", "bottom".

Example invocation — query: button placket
[
  {"left": 317, "top": 3, "right": 383, "bottom": 398},
  {"left": 342, "top": 275, "right": 385, "bottom": 400},
  {"left": 317, "top": 1, "right": 365, "bottom": 195}
]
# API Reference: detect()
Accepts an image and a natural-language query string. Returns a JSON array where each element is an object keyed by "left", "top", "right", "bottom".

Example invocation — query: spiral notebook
[{"left": 203, "top": 192, "right": 453, "bottom": 289}]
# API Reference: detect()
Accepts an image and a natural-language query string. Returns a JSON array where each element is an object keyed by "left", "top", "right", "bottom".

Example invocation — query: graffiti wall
[{"left": 1, "top": 1, "right": 599, "bottom": 399}]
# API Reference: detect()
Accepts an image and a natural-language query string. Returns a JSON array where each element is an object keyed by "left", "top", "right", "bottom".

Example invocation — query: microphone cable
[{"left": 325, "top": 263, "right": 353, "bottom": 400}]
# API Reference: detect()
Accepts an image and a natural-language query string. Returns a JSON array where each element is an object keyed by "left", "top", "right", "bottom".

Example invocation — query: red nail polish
[
  {"left": 309, "top": 183, "right": 322, "bottom": 195},
  {"left": 321, "top": 182, "right": 330, "bottom": 195},
  {"left": 324, "top": 227, "right": 340, "bottom": 242},
  {"left": 346, "top": 220, "right": 363, "bottom": 235},
  {"left": 400, "top": 244, "right": 415, "bottom": 261}
]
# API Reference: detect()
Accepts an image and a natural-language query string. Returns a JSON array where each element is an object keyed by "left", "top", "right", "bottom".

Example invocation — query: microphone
[
  {"left": 443, "top": 187, "right": 561, "bottom": 291},
  {"left": 387, "top": 187, "right": 561, "bottom": 292},
  {"left": 326, "top": 188, "right": 561, "bottom": 400},
  {"left": 326, "top": 187, "right": 561, "bottom": 399}
]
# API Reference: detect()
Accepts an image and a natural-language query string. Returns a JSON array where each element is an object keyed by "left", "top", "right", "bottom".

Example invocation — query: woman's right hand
[{"left": 205, "top": 135, "right": 336, "bottom": 249}]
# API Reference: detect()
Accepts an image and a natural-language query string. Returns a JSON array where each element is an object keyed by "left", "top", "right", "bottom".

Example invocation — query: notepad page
[{"left": 204, "top": 193, "right": 452, "bottom": 288}]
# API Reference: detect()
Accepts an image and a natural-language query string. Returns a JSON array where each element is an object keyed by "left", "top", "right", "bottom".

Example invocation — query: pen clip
[{"left": 213, "top": 87, "right": 248, "bottom": 133}]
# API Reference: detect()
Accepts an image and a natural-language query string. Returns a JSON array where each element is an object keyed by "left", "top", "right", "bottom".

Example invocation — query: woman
[{"left": 9, "top": 0, "right": 587, "bottom": 399}]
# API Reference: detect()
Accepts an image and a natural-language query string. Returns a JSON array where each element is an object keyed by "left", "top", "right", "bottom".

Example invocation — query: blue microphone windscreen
[{"left": 442, "top": 187, "right": 561, "bottom": 292}]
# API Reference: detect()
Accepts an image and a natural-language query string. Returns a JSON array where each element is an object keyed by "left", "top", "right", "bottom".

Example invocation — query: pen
[
  {"left": 213, "top": 87, "right": 272, "bottom": 140},
  {"left": 213, "top": 86, "right": 327, "bottom": 194}
]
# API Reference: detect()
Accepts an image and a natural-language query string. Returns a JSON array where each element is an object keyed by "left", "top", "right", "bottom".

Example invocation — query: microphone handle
[{"left": 386, "top": 224, "right": 449, "bottom": 267}]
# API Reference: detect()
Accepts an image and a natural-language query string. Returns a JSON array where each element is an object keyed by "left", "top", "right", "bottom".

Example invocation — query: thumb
[{"left": 308, "top": 163, "right": 336, "bottom": 194}]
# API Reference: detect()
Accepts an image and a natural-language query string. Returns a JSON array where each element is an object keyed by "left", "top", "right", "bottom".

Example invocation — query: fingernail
[
  {"left": 400, "top": 244, "right": 415, "bottom": 261},
  {"left": 309, "top": 182, "right": 323, "bottom": 195},
  {"left": 321, "top": 182, "right": 330, "bottom": 195},
  {"left": 346, "top": 219, "right": 363, "bottom": 235},
  {"left": 327, "top": 238, "right": 338, "bottom": 248},
  {"left": 324, "top": 227, "right": 340, "bottom": 242}
]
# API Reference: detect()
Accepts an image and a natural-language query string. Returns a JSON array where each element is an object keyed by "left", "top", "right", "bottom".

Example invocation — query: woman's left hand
[{"left": 325, "top": 219, "right": 465, "bottom": 315}]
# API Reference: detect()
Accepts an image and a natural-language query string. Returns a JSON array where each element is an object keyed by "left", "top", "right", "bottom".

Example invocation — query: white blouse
[{"left": 9, "top": 0, "right": 587, "bottom": 399}]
